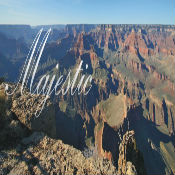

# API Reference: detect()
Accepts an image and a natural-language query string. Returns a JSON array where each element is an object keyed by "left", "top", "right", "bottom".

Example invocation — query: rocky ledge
[{"left": 0, "top": 132, "right": 118, "bottom": 175}]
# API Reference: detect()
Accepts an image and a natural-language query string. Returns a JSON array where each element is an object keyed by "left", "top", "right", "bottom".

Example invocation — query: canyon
[{"left": 0, "top": 24, "right": 175, "bottom": 175}]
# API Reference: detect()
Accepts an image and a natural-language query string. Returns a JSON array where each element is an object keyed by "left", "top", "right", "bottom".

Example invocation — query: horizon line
[{"left": 0, "top": 23, "right": 174, "bottom": 27}]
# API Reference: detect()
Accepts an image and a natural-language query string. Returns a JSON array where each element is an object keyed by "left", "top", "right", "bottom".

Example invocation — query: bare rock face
[
  {"left": 9, "top": 85, "right": 57, "bottom": 138},
  {"left": 0, "top": 83, "right": 57, "bottom": 151},
  {"left": 0, "top": 132, "right": 118, "bottom": 175},
  {"left": 0, "top": 84, "right": 30, "bottom": 150},
  {"left": 118, "top": 130, "right": 146, "bottom": 175},
  {"left": 126, "top": 162, "right": 137, "bottom": 175}
]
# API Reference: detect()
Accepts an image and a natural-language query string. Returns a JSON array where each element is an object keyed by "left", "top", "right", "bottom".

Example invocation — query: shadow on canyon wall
[{"left": 127, "top": 105, "right": 174, "bottom": 175}]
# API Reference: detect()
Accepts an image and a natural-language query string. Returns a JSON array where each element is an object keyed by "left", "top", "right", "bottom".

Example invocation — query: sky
[{"left": 0, "top": 0, "right": 174, "bottom": 25}]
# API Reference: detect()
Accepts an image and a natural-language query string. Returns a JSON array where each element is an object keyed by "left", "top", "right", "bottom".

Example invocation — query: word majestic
[{"left": 5, "top": 28, "right": 93, "bottom": 117}]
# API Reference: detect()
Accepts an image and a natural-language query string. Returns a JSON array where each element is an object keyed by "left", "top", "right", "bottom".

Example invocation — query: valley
[{"left": 0, "top": 24, "right": 175, "bottom": 175}]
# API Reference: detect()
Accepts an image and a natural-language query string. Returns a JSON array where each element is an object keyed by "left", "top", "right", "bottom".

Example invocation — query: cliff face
[
  {"left": 0, "top": 84, "right": 56, "bottom": 148},
  {"left": 56, "top": 25, "right": 175, "bottom": 174},
  {"left": 118, "top": 130, "right": 146, "bottom": 175},
  {"left": 95, "top": 24, "right": 175, "bottom": 56}
]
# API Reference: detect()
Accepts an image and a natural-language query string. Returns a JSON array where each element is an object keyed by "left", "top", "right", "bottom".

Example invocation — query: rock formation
[
  {"left": 118, "top": 131, "right": 146, "bottom": 175},
  {"left": 0, "top": 132, "right": 118, "bottom": 175}
]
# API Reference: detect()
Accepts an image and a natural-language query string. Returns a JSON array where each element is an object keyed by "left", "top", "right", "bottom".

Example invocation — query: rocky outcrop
[
  {"left": 0, "top": 132, "right": 118, "bottom": 175},
  {"left": 118, "top": 130, "right": 146, "bottom": 175},
  {"left": 11, "top": 93, "right": 57, "bottom": 138},
  {"left": 1, "top": 84, "right": 57, "bottom": 138},
  {"left": 0, "top": 84, "right": 30, "bottom": 150}
]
